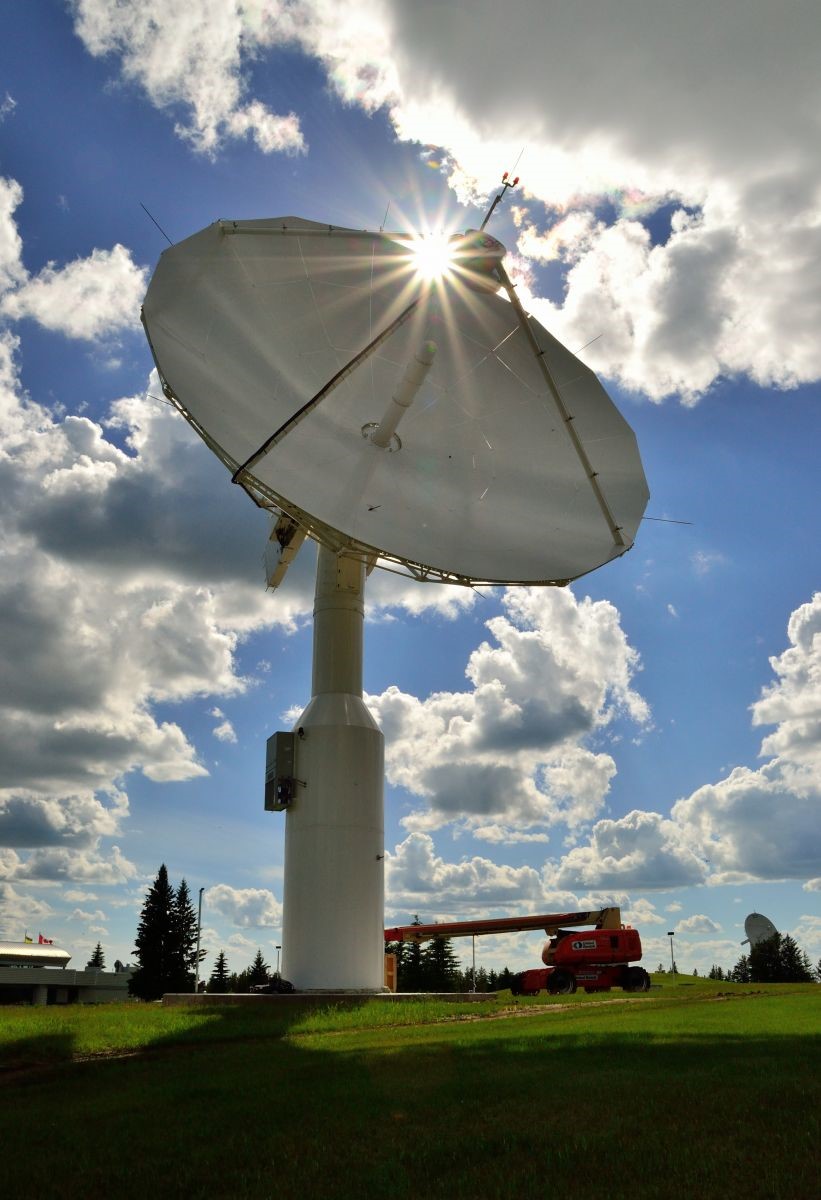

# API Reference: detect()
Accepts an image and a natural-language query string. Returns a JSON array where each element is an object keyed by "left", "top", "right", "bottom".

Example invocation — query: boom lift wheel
[
  {"left": 548, "top": 969, "right": 577, "bottom": 995},
  {"left": 623, "top": 966, "right": 651, "bottom": 992}
]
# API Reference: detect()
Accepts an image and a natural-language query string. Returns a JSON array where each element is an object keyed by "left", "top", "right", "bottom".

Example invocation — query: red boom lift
[{"left": 384, "top": 907, "right": 651, "bottom": 995}]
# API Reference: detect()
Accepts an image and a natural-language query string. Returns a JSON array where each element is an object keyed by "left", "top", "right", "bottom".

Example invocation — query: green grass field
[{"left": 1, "top": 977, "right": 819, "bottom": 1199}]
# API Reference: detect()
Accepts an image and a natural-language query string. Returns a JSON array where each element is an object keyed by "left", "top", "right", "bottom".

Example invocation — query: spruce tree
[
  {"left": 248, "top": 949, "right": 270, "bottom": 987},
  {"left": 208, "top": 950, "right": 230, "bottom": 992},
  {"left": 750, "top": 933, "right": 783, "bottom": 982},
  {"left": 422, "top": 935, "right": 460, "bottom": 992},
  {"left": 778, "top": 934, "right": 814, "bottom": 982},
  {"left": 730, "top": 954, "right": 751, "bottom": 983},
  {"left": 169, "top": 878, "right": 200, "bottom": 992},
  {"left": 233, "top": 968, "right": 251, "bottom": 993},
  {"left": 497, "top": 966, "right": 514, "bottom": 990},
  {"left": 398, "top": 916, "right": 426, "bottom": 991},
  {"left": 85, "top": 942, "right": 105, "bottom": 970},
  {"left": 129, "top": 864, "right": 176, "bottom": 1000}
]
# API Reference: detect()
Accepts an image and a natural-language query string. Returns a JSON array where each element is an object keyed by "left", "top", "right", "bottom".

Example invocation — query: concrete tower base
[{"left": 280, "top": 546, "right": 385, "bottom": 992}]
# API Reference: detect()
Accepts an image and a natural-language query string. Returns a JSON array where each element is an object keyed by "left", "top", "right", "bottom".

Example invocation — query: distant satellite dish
[
  {"left": 742, "top": 912, "right": 779, "bottom": 947},
  {"left": 142, "top": 216, "right": 649, "bottom": 587}
]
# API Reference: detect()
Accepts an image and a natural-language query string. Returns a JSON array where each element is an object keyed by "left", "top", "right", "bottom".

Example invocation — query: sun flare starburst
[{"left": 409, "top": 232, "right": 456, "bottom": 281}]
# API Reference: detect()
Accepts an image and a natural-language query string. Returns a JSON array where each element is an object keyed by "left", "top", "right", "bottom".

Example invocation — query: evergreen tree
[
  {"left": 248, "top": 949, "right": 270, "bottom": 987},
  {"left": 129, "top": 864, "right": 176, "bottom": 1000},
  {"left": 497, "top": 966, "right": 514, "bottom": 991},
  {"left": 656, "top": 963, "right": 666, "bottom": 974},
  {"left": 708, "top": 964, "right": 725, "bottom": 980},
  {"left": 729, "top": 954, "right": 751, "bottom": 983},
  {"left": 778, "top": 934, "right": 814, "bottom": 982},
  {"left": 750, "top": 933, "right": 781, "bottom": 982},
  {"left": 422, "top": 935, "right": 460, "bottom": 992},
  {"left": 85, "top": 942, "right": 105, "bottom": 970},
  {"left": 398, "top": 916, "right": 426, "bottom": 992},
  {"left": 233, "top": 968, "right": 252, "bottom": 993},
  {"left": 208, "top": 950, "right": 230, "bottom": 992},
  {"left": 169, "top": 878, "right": 200, "bottom": 992}
]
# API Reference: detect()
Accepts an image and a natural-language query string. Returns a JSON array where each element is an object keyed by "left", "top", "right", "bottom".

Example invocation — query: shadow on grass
[
  {"left": 0, "top": 1031, "right": 76, "bottom": 1073},
  {"left": 0, "top": 1005, "right": 818, "bottom": 1200}
]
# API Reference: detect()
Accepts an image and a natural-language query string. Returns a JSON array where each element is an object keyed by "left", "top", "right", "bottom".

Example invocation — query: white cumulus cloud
[
  {"left": 386, "top": 832, "right": 547, "bottom": 914},
  {"left": 1, "top": 244, "right": 147, "bottom": 339},
  {"left": 372, "top": 586, "right": 648, "bottom": 835},
  {"left": 206, "top": 883, "right": 282, "bottom": 929},
  {"left": 71, "top": 0, "right": 306, "bottom": 157},
  {"left": 73, "top": 0, "right": 821, "bottom": 402},
  {"left": 542, "top": 593, "right": 821, "bottom": 890},
  {"left": 677, "top": 914, "right": 722, "bottom": 934}
]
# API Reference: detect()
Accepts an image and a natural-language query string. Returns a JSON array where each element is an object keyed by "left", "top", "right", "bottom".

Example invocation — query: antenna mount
[{"left": 479, "top": 171, "right": 520, "bottom": 232}]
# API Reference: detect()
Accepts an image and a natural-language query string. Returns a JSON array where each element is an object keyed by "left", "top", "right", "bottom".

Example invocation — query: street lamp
[
  {"left": 667, "top": 930, "right": 676, "bottom": 975},
  {"left": 194, "top": 887, "right": 205, "bottom": 993},
  {"left": 275, "top": 945, "right": 282, "bottom": 975}
]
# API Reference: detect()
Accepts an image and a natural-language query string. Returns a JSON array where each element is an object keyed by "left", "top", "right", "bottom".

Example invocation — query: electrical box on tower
[{"left": 265, "top": 732, "right": 295, "bottom": 811}]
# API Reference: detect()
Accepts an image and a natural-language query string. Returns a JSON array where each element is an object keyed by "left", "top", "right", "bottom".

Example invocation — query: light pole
[
  {"left": 275, "top": 945, "right": 281, "bottom": 975},
  {"left": 471, "top": 935, "right": 476, "bottom": 993},
  {"left": 194, "top": 887, "right": 205, "bottom": 993},
  {"left": 667, "top": 930, "right": 676, "bottom": 975}
]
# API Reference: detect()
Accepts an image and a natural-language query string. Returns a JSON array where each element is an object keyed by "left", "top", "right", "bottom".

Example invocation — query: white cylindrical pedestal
[{"left": 281, "top": 545, "right": 385, "bottom": 991}]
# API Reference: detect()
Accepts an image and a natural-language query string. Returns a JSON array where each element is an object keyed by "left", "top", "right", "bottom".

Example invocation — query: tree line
[
  {"left": 205, "top": 947, "right": 285, "bottom": 993},
  {"left": 126, "top": 871, "right": 821, "bottom": 997},
  {"left": 705, "top": 933, "right": 817, "bottom": 983},
  {"left": 657, "top": 932, "right": 819, "bottom": 984}
]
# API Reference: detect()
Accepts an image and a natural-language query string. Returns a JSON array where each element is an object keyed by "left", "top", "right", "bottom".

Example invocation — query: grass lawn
[{"left": 1, "top": 978, "right": 818, "bottom": 1199}]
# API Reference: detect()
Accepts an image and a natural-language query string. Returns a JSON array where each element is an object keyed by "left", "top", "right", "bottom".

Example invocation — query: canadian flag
[{"left": 38, "top": 934, "right": 54, "bottom": 945}]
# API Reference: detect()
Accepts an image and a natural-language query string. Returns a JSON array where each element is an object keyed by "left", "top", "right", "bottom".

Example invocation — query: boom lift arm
[{"left": 384, "top": 907, "right": 623, "bottom": 944}]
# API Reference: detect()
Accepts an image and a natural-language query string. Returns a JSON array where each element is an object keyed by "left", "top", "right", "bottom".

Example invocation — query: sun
[{"left": 409, "top": 231, "right": 455, "bottom": 281}]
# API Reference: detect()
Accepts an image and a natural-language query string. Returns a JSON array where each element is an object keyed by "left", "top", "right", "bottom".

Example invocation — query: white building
[{"left": 0, "top": 941, "right": 132, "bottom": 1005}]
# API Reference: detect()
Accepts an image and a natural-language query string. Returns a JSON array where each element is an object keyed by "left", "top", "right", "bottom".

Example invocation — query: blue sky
[{"left": 0, "top": 1, "right": 818, "bottom": 979}]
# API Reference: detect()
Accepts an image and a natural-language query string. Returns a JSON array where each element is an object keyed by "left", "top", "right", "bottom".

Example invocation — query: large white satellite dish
[
  {"left": 142, "top": 208, "right": 649, "bottom": 994},
  {"left": 143, "top": 217, "right": 648, "bottom": 586},
  {"left": 742, "top": 912, "right": 779, "bottom": 947}
]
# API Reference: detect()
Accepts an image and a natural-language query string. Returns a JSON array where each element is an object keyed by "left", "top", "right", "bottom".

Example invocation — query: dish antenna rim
[{"left": 141, "top": 214, "right": 649, "bottom": 589}]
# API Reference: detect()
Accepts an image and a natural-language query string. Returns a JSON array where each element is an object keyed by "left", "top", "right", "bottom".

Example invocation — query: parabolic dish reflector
[
  {"left": 142, "top": 217, "right": 649, "bottom": 585},
  {"left": 743, "top": 913, "right": 779, "bottom": 947}
]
